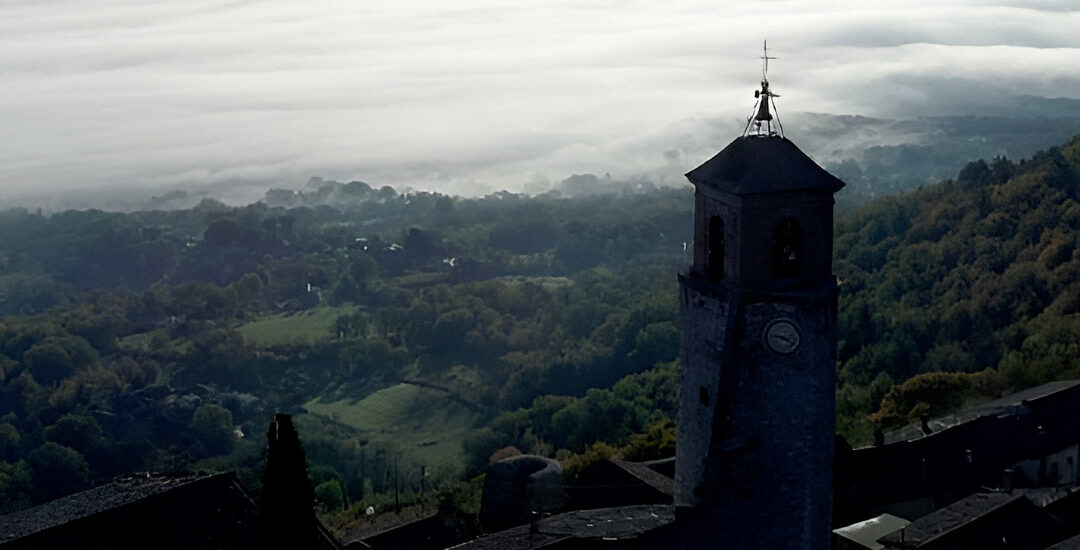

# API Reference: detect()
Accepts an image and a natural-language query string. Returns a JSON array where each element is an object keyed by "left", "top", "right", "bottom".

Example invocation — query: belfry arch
[
  {"left": 707, "top": 216, "right": 725, "bottom": 281},
  {"left": 771, "top": 218, "right": 802, "bottom": 279}
]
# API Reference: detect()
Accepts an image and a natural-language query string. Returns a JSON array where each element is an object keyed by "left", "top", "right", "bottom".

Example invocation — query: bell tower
[{"left": 674, "top": 43, "right": 844, "bottom": 549}]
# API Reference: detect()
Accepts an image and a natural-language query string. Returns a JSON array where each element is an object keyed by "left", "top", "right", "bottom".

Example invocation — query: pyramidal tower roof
[{"left": 685, "top": 135, "right": 845, "bottom": 195}]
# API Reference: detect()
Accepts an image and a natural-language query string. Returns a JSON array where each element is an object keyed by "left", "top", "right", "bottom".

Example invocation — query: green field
[
  {"left": 302, "top": 383, "right": 481, "bottom": 474},
  {"left": 235, "top": 306, "right": 353, "bottom": 347},
  {"left": 388, "top": 271, "right": 450, "bottom": 288},
  {"left": 495, "top": 275, "right": 573, "bottom": 289}
]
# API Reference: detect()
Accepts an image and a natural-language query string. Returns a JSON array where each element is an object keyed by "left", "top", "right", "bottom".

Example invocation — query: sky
[{"left": 2, "top": 0, "right": 1079, "bottom": 203}]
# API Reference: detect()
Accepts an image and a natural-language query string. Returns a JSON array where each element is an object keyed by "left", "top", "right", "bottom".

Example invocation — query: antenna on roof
[{"left": 743, "top": 40, "right": 784, "bottom": 138}]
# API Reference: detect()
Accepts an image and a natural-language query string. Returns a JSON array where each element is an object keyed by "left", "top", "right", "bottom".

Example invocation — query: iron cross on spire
[{"left": 760, "top": 40, "right": 776, "bottom": 81}]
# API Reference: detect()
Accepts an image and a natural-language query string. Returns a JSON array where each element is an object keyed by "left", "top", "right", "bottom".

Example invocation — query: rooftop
[
  {"left": 1049, "top": 534, "right": 1080, "bottom": 550},
  {"left": 878, "top": 492, "right": 1018, "bottom": 547},
  {"left": 876, "top": 491, "right": 1071, "bottom": 549},
  {"left": 608, "top": 459, "right": 674, "bottom": 498},
  {"left": 833, "top": 513, "right": 911, "bottom": 550},
  {"left": 449, "top": 505, "right": 674, "bottom": 550},
  {"left": 884, "top": 380, "right": 1080, "bottom": 445},
  {"left": 685, "top": 135, "right": 845, "bottom": 196},
  {"left": 0, "top": 471, "right": 233, "bottom": 544}
]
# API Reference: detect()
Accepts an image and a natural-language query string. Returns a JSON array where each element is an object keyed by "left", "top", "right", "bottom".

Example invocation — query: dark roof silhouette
[
  {"left": 565, "top": 459, "right": 674, "bottom": 512},
  {"left": 876, "top": 492, "right": 1070, "bottom": 549},
  {"left": 879, "top": 492, "right": 1014, "bottom": 546},
  {"left": 338, "top": 503, "right": 474, "bottom": 550},
  {"left": 609, "top": 459, "right": 674, "bottom": 498},
  {"left": 685, "top": 135, "right": 845, "bottom": 195},
  {"left": 835, "top": 380, "right": 1080, "bottom": 525},
  {"left": 0, "top": 471, "right": 259, "bottom": 549},
  {"left": 885, "top": 380, "right": 1080, "bottom": 444},
  {"left": 449, "top": 505, "right": 673, "bottom": 550},
  {"left": 0, "top": 470, "right": 341, "bottom": 550},
  {"left": 1048, "top": 533, "right": 1080, "bottom": 550}
]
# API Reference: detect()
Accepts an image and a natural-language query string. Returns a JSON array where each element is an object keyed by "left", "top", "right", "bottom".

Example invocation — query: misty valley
[{"left": 2, "top": 132, "right": 1080, "bottom": 544}]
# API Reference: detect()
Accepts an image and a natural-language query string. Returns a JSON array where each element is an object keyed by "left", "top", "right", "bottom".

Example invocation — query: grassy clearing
[
  {"left": 495, "top": 275, "right": 573, "bottom": 290},
  {"left": 117, "top": 329, "right": 166, "bottom": 352},
  {"left": 389, "top": 271, "right": 451, "bottom": 288},
  {"left": 235, "top": 306, "right": 353, "bottom": 347},
  {"left": 303, "top": 383, "right": 480, "bottom": 473}
]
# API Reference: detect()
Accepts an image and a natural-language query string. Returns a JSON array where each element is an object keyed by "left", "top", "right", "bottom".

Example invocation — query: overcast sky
[{"left": 2, "top": 0, "right": 1079, "bottom": 201}]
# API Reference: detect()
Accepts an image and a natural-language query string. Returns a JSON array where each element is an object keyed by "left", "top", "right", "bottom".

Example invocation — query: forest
[{"left": 1, "top": 134, "right": 1079, "bottom": 528}]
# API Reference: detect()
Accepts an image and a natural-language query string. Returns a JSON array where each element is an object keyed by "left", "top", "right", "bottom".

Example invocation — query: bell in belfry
[{"left": 754, "top": 81, "right": 773, "bottom": 121}]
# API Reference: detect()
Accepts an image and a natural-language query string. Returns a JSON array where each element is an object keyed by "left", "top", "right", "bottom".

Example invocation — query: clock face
[{"left": 764, "top": 319, "right": 800, "bottom": 354}]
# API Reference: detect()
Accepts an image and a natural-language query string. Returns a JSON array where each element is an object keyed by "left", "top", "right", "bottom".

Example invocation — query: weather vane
[{"left": 744, "top": 40, "right": 784, "bottom": 137}]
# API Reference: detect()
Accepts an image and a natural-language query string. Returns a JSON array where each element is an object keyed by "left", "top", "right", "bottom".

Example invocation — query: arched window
[
  {"left": 707, "top": 216, "right": 725, "bottom": 281},
  {"left": 772, "top": 219, "right": 802, "bottom": 279}
]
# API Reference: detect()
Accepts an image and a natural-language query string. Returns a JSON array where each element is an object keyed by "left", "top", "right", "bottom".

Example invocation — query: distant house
[{"left": 0, "top": 471, "right": 340, "bottom": 550}]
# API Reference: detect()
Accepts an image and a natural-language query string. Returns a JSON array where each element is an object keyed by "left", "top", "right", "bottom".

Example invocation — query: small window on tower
[
  {"left": 772, "top": 219, "right": 802, "bottom": 279},
  {"left": 707, "top": 216, "right": 725, "bottom": 281}
]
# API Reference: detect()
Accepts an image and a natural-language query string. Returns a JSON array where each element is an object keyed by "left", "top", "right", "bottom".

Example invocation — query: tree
[
  {"left": 260, "top": 413, "right": 317, "bottom": 549},
  {"left": 333, "top": 311, "right": 370, "bottom": 340},
  {"left": 462, "top": 428, "right": 502, "bottom": 475},
  {"left": 189, "top": 329, "right": 249, "bottom": 376},
  {"left": 28, "top": 442, "right": 89, "bottom": 502},
  {"left": 626, "top": 321, "right": 680, "bottom": 373},
  {"left": 23, "top": 341, "right": 75, "bottom": 385},
  {"left": 348, "top": 254, "right": 379, "bottom": 284},
  {"left": 958, "top": 159, "right": 991, "bottom": 187},
  {"left": 0, "top": 423, "right": 19, "bottom": 462},
  {"left": 2, "top": 370, "right": 46, "bottom": 418},
  {"left": 621, "top": 420, "right": 677, "bottom": 462},
  {"left": 230, "top": 273, "right": 263, "bottom": 308},
  {"left": 402, "top": 227, "right": 443, "bottom": 263},
  {"left": 870, "top": 371, "right": 992, "bottom": 428},
  {"left": 190, "top": 403, "right": 235, "bottom": 456},
  {"left": 314, "top": 479, "right": 345, "bottom": 512},
  {"left": 46, "top": 414, "right": 103, "bottom": 454},
  {"left": 0, "top": 460, "right": 31, "bottom": 514}
]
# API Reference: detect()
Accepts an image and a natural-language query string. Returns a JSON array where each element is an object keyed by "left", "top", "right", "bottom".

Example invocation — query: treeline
[
  {"left": 463, "top": 361, "right": 679, "bottom": 473},
  {"left": 0, "top": 181, "right": 689, "bottom": 514},
  {"left": 835, "top": 136, "right": 1080, "bottom": 439}
]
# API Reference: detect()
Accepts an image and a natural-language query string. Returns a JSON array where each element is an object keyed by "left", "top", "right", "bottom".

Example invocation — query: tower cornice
[{"left": 686, "top": 136, "right": 844, "bottom": 196}]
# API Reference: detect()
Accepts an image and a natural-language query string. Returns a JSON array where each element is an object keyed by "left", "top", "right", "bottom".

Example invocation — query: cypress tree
[{"left": 260, "top": 413, "right": 317, "bottom": 549}]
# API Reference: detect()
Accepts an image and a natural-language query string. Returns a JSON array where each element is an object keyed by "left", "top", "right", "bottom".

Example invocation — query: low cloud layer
[{"left": 2, "top": 0, "right": 1079, "bottom": 203}]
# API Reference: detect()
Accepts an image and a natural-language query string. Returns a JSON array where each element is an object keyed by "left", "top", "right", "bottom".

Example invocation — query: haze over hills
[
  {"left": 5, "top": 0, "right": 1080, "bottom": 217},
  {"left": 8, "top": 95, "right": 1080, "bottom": 213}
]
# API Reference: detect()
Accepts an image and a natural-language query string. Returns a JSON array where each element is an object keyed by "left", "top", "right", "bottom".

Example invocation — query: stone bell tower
[{"left": 673, "top": 44, "right": 844, "bottom": 549}]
